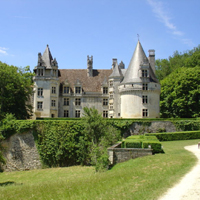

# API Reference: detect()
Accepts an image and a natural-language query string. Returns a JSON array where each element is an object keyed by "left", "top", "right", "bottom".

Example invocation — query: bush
[
  {"left": 123, "top": 140, "right": 142, "bottom": 148},
  {"left": 145, "top": 130, "right": 200, "bottom": 141},
  {"left": 142, "top": 141, "right": 163, "bottom": 154}
]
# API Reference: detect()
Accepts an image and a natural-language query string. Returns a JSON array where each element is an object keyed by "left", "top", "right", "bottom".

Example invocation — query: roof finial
[{"left": 137, "top": 34, "right": 140, "bottom": 41}]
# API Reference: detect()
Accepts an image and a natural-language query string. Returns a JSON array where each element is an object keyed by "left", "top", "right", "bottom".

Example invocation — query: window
[
  {"left": 52, "top": 86, "right": 56, "bottom": 94},
  {"left": 142, "top": 96, "right": 148, "bottom": 104},
  {"left": 109, "top": 92, "right": 113, "bottom": 98},
  {"left": 109, "top": 103, "right": 113, "bottom": 110},
  {"left": 64, "top": 110, "right": 69, "bottom": 117},
  {"left": 51, "top": 114, "right": 54, "bottom": 118},
  {"left": 75, "top": 110, "right": 80, "bottom": 118},
  {"left": 64, "top": 98, "right": 69, "bottom": 106},
  {"left": 103, "top": 87, "right": 108, "bottom": 94},
  {"left": 143, "top": 109, "right": 148, "bottom": 117},
  {"left": 75, "top": 87, "right": 81, "bottom": 94},
  {"left": 103, "top": 110, "right": 108, "bottom": 118},
  {"left": 53, "top": 69, "right": 57, "bottom": 77},
  {"left": 143, "top": 83, "right": 148, "bottom": 90},
  {"left": 109, "top": 81, "right": 113, "bottom": 87},
  {"left": 38, "top": 69, "right": 44, "bottom": 76},
  {"left": 142, "top": 70, "right": 148, "bottom": 77},
  {"left": 37, "top": 102, "right": 43, "bottom": 109},
  {"left": 38, "top": 88, "right": 43, "bottom": 96},
  {"left": 75, "top": 98, "right": 81, "bottom": 106},
  {"left": 64, "top": 86, "right": 70, "bottom": 94},
  {"left": 103, "top": 98, "right": 108, "bottom": 106},
  {"left": 51, "top": 100, "right": 56, "bottom": 107}
]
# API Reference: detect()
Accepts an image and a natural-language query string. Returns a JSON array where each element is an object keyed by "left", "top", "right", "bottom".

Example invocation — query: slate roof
[
  {"left": 122, "top": 41, "right": 159, "bottom": 84},
  {"left": 42, "top": 45, "right": 53, "bottom": 69},
  {"left": 109, "top": 62, "right": 123, "bottom": 78},
  {"left": 59, "top": 69, "right": 112, "bottom": 93}
]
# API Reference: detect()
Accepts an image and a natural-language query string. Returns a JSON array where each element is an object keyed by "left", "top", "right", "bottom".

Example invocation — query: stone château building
[{"left": 33, "top": 41, "right": 160, "bottom": 118}]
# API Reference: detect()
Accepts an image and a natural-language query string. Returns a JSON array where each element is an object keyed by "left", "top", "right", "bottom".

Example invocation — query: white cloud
[
  {"left": 0, "top": 47, "right": 8, "bottom": 55},
  {"left": 147, "top": 0, "right": 193, "bottom": 47},
  {"left": 147, "top": 0, "right": 182, "bottom": 35}
]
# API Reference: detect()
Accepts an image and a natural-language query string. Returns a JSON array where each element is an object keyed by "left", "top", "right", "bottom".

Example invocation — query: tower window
[
  {"left": 109, "top": 92, "right": 113, "bottom": 98},
  {"left": 75, "top": 110, "right": 80, "bottom": 118},
  {"left": 37, "top": 102, "right": 43, "bottom": 110},
  {"left": 75, "top": 87, "right": 81, "bottom": 94},
  {"left": 51, "top": 100, "right": 56, "bottom": 107},
  {"left": 109, "top": 81, "right": 113, "bottom": 87},
  {"left": 143, "top": 109, "right": 148, "bottom": 117},
  {"left": 103, "top": 87, "right": 108, "bottom": 94},
  {"left": 38, "top": 69, "right": 44, "bottom": 76},
  {"left": 75, "top": 98, "right": 81, "bottom": 106},
  {"left": 103, "top": 98, "right": 108, "bottom": 106},
  {"left": 38, "top": 88, "right": 43, "bottom": 96},
  {"left": 109, "top": 103, "right": 113, "bottom": 110},
  {"left": 143, "top": 84, "right": 148, "bottom": 90},
  {"left": 52, "top": 87, "right": 56, "bottom": 94},
  {"left": 142, "top": 70, "right": 148, "bottom": 77},
  {"left": 64, "top": 98, "right": 69, "bottom": 106},
  {"left": 103, "top": 110, "right": 108, "bottom": 118},
  {"left": 142, "top": 96, "right": 148, "bottom": 104}
]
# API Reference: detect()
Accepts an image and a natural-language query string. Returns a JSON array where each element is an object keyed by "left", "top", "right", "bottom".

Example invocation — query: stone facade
[
  {"left": 33, "top": 41, "right": 160, "bottom": 119},
  {"left": 1, "top": 131, "right": 42, "bottom": 172},
  {"left": 108, "top": 142, "right": 152, "bottom": 165}
]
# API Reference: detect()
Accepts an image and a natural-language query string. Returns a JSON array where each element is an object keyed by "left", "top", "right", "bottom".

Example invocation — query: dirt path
[{"left": 158, "top": 144, "right": 200, "bottom": 200}]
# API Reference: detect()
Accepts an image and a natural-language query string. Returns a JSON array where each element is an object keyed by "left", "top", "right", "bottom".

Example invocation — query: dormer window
[
  {"left": 142, "top": 69, "right": 148, "bottom": 77},
  {"left": 75, "top": 87, "right": 81, "bottom": 94},
  {"left": 103, "top": 87, "right": 108, "bottom": 94},
  {"left": 63, "top": 86, "right": 70, "bottom": 94}
]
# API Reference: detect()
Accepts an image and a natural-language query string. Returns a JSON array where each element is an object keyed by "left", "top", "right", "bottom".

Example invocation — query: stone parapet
[{"left": 108, "top": 142, "right": 152, "bottom": 165}]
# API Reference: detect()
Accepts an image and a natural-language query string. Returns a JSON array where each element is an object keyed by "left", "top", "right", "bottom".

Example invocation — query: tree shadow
[{"left": 0, "top": 181, "right": 16, "bottom": 187}]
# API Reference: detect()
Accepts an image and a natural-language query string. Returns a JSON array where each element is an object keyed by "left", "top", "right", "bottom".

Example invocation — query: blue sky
[{"left": 0, "top": 0, "right": 199, "bottom": 71}]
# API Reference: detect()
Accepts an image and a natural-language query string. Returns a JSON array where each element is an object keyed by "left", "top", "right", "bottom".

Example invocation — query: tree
[
  {"left": 80, "top": 107, "right": 120, "bottom": 171},
  {"left": 160, "top": 67, "right": 200, "bottom": 118},
  {"left": 0, "top": 62, "right": 34, "bottom": 119}
]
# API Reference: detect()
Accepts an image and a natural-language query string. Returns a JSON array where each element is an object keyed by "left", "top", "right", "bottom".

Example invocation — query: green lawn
[{"left": 0, "top": 139, "right": 199, "bottom": 200}]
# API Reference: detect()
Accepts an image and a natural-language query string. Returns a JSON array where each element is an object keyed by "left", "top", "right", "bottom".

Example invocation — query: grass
[{"left": 0, "top": 139, "right": 199, "bottom": 200}]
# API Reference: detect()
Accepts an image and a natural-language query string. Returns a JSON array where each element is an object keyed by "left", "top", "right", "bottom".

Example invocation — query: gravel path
[{"left": 158, "top": 144, "right": 200, "bottom": 200}]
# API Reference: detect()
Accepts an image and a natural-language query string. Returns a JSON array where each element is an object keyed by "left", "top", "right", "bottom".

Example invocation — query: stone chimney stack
[
  {"left": 148, "top": 49, "right": 156, "bottom": 74},
  {"left": 112, "top": 58, "right": 117, "bottom": 69},
  {"left": 87, "top": 55, "right": 93, "bottom": 77}
]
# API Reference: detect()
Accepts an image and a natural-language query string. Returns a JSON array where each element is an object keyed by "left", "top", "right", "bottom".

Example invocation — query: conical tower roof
[
  {"left": 42, "top": 45, "right": 53, "bottom": 68},
  {"left": 109, "top": 62, "right": 123, "bottom": 78},
  {"left": 122, "top": 41, "right": 149, "bottom": 83}
]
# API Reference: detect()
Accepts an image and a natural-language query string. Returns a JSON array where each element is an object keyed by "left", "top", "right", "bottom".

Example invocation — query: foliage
[
  {"left": 155, "top": 45, "right": 200, "bottom": 81},
  {"left": 81, "top": 107, "right": 121, "bottom": 171},
  {"left": 160, "top": 67, "right": 200, "bottom": 118},
  {"left": 0, "top": 62, "right": 34, "bottom": 120},
  {"left": 145, "top": 130, "right": 200, "bottom": 141},
  {"left": 0, "top": 133, "right": 5, "bottom": 165}
]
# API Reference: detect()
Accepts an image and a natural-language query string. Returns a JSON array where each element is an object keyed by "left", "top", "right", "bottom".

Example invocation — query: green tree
[
  {"left": 80, "top": 107, "right": 120, "bottom": 171},
  {"left": 160, "top": 67, "right": 200, "bottom": 118},
  {"left": 0, "top": 62, "right": 34, "bottom": 119},
  {"left": 0, "top": 133, "right": 5, "bottom": 165}
]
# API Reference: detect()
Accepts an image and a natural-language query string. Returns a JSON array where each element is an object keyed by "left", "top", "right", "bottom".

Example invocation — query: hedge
[
  {"left": 145, "top": 130, "right": 200, "bottom": 141},
  {"left": 142, "top": 141, "right": 163, "bottom": 154}
]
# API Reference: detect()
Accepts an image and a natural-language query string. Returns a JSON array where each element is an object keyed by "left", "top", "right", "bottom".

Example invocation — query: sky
[{"left": 0, "top": 0, "right": 200, "bottom": 72}]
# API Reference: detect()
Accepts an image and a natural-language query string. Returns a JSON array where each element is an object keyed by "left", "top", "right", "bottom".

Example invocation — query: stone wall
[
  {"left": 122, "top": 121, "right": 178, "bottom": 137},
  {"left": 1, "top": 131, "right": 42, "bottom": 172},
  {"left": 108, "top": 142, "right": 152, "bottom": 165}
]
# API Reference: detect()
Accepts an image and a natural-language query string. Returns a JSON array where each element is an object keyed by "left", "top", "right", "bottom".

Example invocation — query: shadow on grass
[{"left": 0, "top": 181, "right": 23, "bottom": 187}]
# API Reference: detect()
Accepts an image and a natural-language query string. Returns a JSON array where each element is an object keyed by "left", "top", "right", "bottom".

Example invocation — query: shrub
[
  {"left": 145, "top": 130, "right": 200, "bottom": 141},
  {"left": 142, "top": 141, "right": 163, "bottom": 154}
]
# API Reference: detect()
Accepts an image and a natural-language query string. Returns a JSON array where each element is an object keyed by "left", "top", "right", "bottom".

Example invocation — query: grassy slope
[{"left": 0, "top": 139, "right": 199, "bottom": 200}]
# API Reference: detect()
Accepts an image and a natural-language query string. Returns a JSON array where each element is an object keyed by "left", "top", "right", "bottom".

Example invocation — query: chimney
[
  {"left": 148, "top": 49, "right": 156, "bottom": 74},
  {"left": 87, "top": 55, "right": 93, "bottom": 77},
  {"left": 112, "top": 58, "right": 117, "bottom": 69}
]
